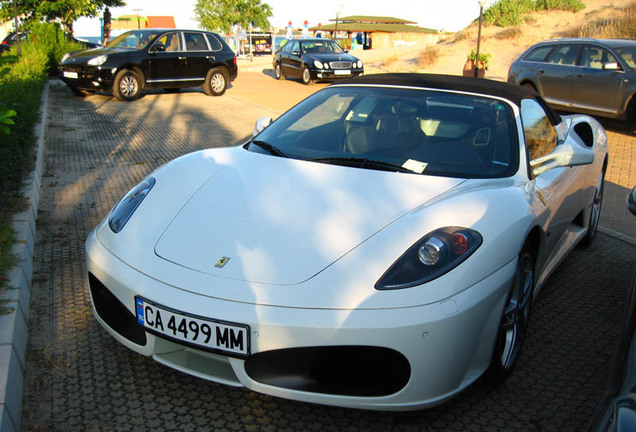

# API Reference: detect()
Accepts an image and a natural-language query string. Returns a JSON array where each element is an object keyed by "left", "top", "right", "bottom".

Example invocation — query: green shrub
[
  {"left": 536, "top": 0, "right": 585, "bottom": 12},
  {"left": 483, "top": 0, "right": 536, "bottom": 27}
]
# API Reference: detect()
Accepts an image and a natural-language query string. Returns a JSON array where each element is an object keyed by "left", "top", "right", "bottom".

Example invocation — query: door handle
[
  {"left": 178, "top": 56, "right": 187, "bottom": 60},
  {"left": 538, "top": 69, "right": 545, "bottom": 74},
  {"left": 206, "top": 55, "right": 216, "bottom": 60}
]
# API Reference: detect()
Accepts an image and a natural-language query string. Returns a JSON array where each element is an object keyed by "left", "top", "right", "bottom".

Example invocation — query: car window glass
[
  {"left": 289, "top": 40, "right": 300, "bottom": 53},
  {"left": 184, "top": 32, "right": 208, "bottom": 51},
  {"left": 157, "top": 32, "right": 182, "bottom": 52},
  {"left": 252, "top": 87, "right": 518, "bottom": 179},
  {"left": 521, "top": 99, "right": 557, "bottom": 161},
  {"left": 205, "top": 33, "right": 222, "bottom": 51},
  {"left": 546, "top": 45, "right": 580, "bottom": 65},
  {"left": 581, "top": 46, "right": 619, "bottom": 69},
  {"left": 616, "top": 47, "right": 636, "bottom": 69},
  {"left": 524, "top": 45, "right": 554, "bottom": 62}
]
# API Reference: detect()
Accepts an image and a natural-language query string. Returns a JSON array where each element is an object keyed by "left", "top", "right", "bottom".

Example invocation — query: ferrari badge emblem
[{"left": 215, "top": 256, "right": 230, "bottom": 268}]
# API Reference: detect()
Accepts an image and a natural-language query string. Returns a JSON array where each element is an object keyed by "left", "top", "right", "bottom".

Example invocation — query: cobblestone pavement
[{"left": 21, "top": 80, "right": 636, "bottom": 431}]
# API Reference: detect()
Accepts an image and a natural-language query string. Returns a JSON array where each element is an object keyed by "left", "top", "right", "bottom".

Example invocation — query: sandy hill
[{"left": 356, "top": 0, "right": 634, "bottom": 81}]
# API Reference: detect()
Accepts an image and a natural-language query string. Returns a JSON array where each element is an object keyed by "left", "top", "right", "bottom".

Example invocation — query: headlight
[
  {"left": 375, "top": 227, "right": 482, "bottom": 290},
  {"left": 88, "top": 55, "right": 107, "bottom": 66},
  {"left": 357, "top": 60, "right": 363, "bottom": 68},
  {"left": 314, "top": 60, "right": 324, "bottom": 69},
  {"left": 108, "top": 177, "right": 156, "bottom": 233},
  {"left": 61, "top": 53, "right": 70, "bottom": 63}
]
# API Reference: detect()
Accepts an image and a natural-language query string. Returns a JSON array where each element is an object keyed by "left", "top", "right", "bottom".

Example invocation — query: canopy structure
[{"left": 309, "top": 15, "right": 437, "bottom": 34}]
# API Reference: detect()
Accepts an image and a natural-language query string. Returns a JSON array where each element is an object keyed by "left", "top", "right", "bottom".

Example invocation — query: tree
[
  {"left": 0, "top": 0, "right": 125, "bottom": 34},
  {"left": 195, "top": 0, "right": 273, "bottom": 33}
]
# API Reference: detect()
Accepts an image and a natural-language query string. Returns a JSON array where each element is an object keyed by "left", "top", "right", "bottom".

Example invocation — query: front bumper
[
  {"left": 86, "top": 228, "right": 516, "bottom": 411},
  {"left": 58, "top": 64, "right": 116, "bottom": 91},
  {"left": 312, "top": 68, "right": 364, "bottom": 81}
]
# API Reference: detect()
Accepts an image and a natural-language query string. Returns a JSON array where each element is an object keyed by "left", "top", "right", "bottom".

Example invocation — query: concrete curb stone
[{"left": 0, "top": 81, "right": 49, "bottom": 432}]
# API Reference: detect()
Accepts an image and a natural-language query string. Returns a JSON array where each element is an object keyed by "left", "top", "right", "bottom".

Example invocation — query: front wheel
[
  {"left": 274, "top": 63, "right": 284, "bottom": 80},
  {"left": 301, "top": 66, "right": 314, "bottom": 85},
  {"left": 113, "top": 69, "right": 142, "bottom": 101},
  {"left": 203, "top": 68, "right": 228, "bottom": 96},
  {"left": 487, "top": 246, "right": 535, "bottom": 382}
]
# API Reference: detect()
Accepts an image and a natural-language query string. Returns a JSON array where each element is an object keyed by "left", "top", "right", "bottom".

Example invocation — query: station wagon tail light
[
  {"left": 375, "top": 227, "right": 482, "bottom": 290},
  {"left": 109, "top": 177, "right": 156, "bottom": 233},
  {"left": 88, "top": 55, "right": 107, "bottom": 66}
]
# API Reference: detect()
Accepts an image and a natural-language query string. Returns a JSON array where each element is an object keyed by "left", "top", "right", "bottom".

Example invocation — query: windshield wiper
[
  {"left": 310, "top": 156, "right": 414, "bottom": 173},
  {"left": 251, "top": 140, "right": 287, "bottom": 158}
]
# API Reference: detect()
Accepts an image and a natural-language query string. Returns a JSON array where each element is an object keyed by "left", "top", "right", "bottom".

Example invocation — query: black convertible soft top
[{"left": 333, "top": 73, "right": 562, "bottom": 124}]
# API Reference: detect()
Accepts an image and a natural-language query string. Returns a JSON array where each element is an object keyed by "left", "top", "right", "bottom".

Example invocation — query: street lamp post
[{"left": 474, "top": 0, "right": 487, "bottom": 78}]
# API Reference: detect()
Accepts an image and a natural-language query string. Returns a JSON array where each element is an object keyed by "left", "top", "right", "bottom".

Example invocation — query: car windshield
[
  {"left": 249, "top": 86, "right": 519, "bottom": 179},
  {"left": 106, "top": 30, "right": 162, "bottom": 49},
  {"left": 615, "top": 46, "right": 636, "bottom": 69},
  {"left": 301, "top": 40, "right": 344, "bottom": 54}
]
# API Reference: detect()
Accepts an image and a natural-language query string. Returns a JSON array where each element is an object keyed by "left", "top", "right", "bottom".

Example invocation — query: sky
[{"left": 74, "top": 0, "right": 492, "bottom": 37}]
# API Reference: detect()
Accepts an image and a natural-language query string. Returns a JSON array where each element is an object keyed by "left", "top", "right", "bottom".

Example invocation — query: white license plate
[
  {"left": 135, "top": 297, "right": 249, "bottom": 356},
  {"left": 334, "top": 70, "right": 351, "bottom": 75},
  {"left": 63, "top": 71, "right": 78, "bottom": 79}
]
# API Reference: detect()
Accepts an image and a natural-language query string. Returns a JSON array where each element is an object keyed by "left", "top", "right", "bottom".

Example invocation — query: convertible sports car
[{"left": 86, "top": 74, "right": 608, "bottom": 411}]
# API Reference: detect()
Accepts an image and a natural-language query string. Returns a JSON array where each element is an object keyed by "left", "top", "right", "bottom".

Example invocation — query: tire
[
  {"left": 69, "top": 86, "right": 93, "bottom": 97},
  {"left": 487, "top": 246, "right": 535, "bottom": 382},
  {"left": 580, "top": 170, "right": 605, "bottom": 246},
  {"left": 113, "top": 69, "right": 142, "bottom": 101},
  {"left": 274, "top": 62, "right": 284, "bottom": 80},
  {"left": 203, "top": 68, "right": 228, "bottom": 96},
  {"left": 301, "top": 66, "right": 314, "bottom": 85}
]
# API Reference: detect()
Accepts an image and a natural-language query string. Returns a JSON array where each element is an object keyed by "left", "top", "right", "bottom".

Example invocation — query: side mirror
[
  {"left": 603, "top": 62, "right": 619, "bottom": 71},
  {"left": 150, "top": 42, "right": 166, "bottom": 53},
  {"left": 530, "top": 141, "right": 594, "bottom": 177},
  {"left": 253, "top": 117, "right": 272, "bottom": 136},
  {"left": 292, "top": 50, "right": 301, "bottom": 57},
  {"left": 628, "top": 186, "right": 636, "bottom": 216}
]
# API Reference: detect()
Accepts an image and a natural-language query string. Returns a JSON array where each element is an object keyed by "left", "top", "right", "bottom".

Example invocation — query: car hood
[
  {"left": 62, "top": 47, "right": 132, "bottom": 63},
  {"left": 154, "top": 151, "right": 465, "bottom": 285},
  {"left": 306, "top": 53, "right": 359, "bottom": 63}
]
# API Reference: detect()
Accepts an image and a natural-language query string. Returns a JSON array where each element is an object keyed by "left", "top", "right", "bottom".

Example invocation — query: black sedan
[
  {"left": 58, "top": 29, "right": 238, "bottom": 101},
  {"left": 273, "top": 38, "right": 363, "bottom": 85}
]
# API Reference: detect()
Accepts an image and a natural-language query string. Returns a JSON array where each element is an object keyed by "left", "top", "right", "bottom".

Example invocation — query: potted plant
[{"left": 463, "top": 50, "right": 491, "bottom": 78}]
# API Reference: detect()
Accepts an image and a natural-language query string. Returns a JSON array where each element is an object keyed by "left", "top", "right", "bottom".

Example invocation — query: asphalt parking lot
[{"left": 19, "top": 76, "right": 636, "bottom": 432}]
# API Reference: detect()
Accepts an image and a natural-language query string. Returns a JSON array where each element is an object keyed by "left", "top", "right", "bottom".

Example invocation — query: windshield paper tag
[{"left": 403, "top": 159, "right": 427, "bottom": 174}]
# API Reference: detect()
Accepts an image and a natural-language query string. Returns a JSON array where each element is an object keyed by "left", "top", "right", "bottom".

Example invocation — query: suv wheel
[
  {"left": 203, "top": 68, "right": 228, "bottom": 96},
  {"left": 113, "top": 69, "right": 142, "bottom": 101}
]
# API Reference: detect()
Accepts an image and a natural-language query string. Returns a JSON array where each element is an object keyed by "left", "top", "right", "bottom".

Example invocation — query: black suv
[
  {"left": 507, "top": 38, "right": 636, "bottom": 126},
  {"left": 59, "top": 29, "right": 238, "bottom": 101}
]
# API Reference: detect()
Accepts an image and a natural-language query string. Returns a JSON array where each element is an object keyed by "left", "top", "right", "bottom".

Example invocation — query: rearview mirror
[
  {"left": 530, "top": 141, "right": 594, "bottom": 177},
  {"left": 253, "top": 117, "right": 272, "bottom": 136}
]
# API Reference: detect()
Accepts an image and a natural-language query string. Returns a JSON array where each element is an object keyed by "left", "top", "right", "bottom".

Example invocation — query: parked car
[
  {"left": 58, "top": 29, "right": 237, "bottom": 101},
  {"left": 86, "top": 73, "right": 607, "bottom": 410},
  {"left": 0, "top": 31, "right": 27, "bottom": 53},
  {"left": 587, "top": 188, "right": 636, "bottom": 431},
  {"left": 507, "top": 38, "right": 636, "bottom": 128},
  {"left": 273, "top": 38, "right": 363, "bottom": 84}
]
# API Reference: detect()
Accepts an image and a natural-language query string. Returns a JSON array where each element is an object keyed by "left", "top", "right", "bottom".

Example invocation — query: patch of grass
[
  {"left": 563, "top": 2, "right": 636, "bottom": 38},
  {"left": 417, "top": 46, "right": 440, "bottom": 69},
  {"left": 0, "top": 22, "right": 84, "bottom": 290},
  {"left": 484, "top": 0, "right": 585, "bottom": 27},
  {"left": 494, "top": 27, "right": 522, "bottom": 39}
]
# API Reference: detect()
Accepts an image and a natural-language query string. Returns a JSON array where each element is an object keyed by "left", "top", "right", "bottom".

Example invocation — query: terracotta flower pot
[{"left": 462, "top": 59, "right": 486, "bottom": 78}]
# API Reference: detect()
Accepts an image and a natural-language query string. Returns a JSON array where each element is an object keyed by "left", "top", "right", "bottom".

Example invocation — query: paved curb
[{"left": 0, "top": 81, "right": 48, "bottom": 432}]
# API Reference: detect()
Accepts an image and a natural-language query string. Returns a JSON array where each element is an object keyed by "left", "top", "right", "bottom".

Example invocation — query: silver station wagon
[{"left": 507, "top": 38, "right": 636, "bottom": 128}]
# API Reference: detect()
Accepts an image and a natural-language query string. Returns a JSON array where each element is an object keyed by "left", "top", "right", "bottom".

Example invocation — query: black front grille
[
  {"left": 245, "top": 346, "right": 410, "bottom": 397},
  {"left": 88, "top": 273, "right": 147, "bottom": 346}
]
